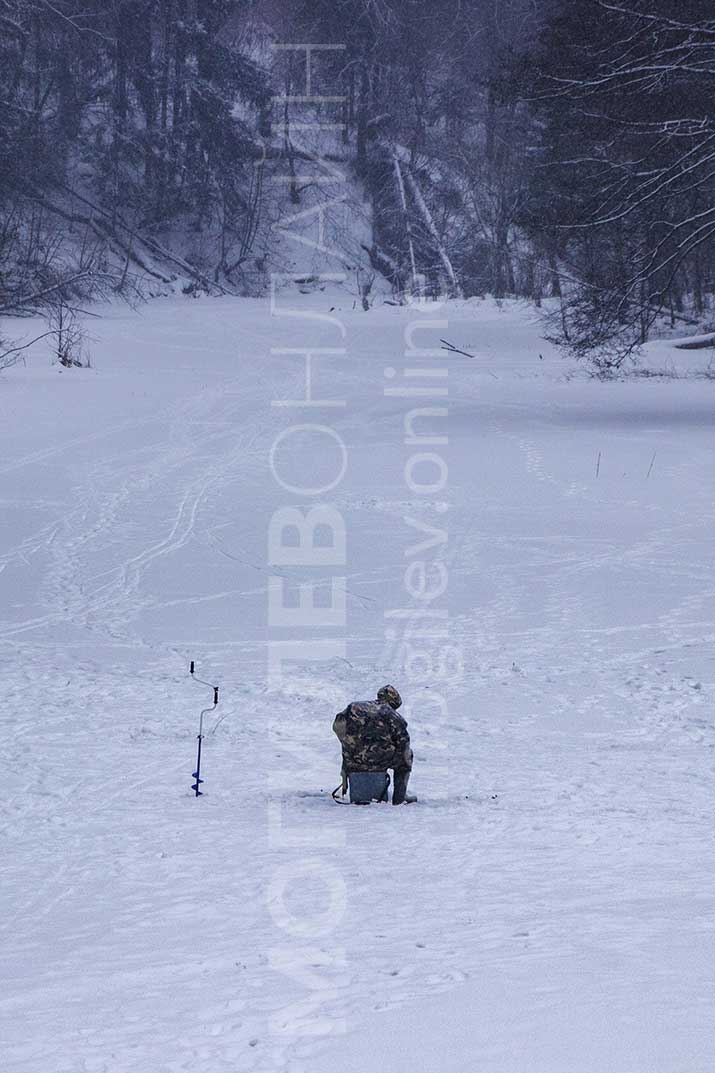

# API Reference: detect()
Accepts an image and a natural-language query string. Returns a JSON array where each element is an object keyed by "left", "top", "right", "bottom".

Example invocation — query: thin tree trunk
[
  {"left": 356, "top": 62, "right": 368, "bottom": 173},
  {"left": 392, "top": 152, "right": 420, "bottom": 296},
  {"left": 547, "top": 246, "right": 561, "bottom": 298},
  {"left": 404, "top": 165, "right": 462, "bottom": 297}
]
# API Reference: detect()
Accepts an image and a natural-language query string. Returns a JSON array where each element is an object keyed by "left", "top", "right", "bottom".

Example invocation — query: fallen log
[{"left": 672, "top": 332, "right": 715, "bottom": 350}]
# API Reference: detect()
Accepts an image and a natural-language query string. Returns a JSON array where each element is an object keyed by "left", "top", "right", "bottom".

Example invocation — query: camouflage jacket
[{"left": 333, "top": 701, "right": 412, "bottom": 773}]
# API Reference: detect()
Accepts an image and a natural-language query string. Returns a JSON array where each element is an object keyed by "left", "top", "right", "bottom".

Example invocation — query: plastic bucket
[{"left": 348, "top": 771, "right": 390, "bottom": 804}]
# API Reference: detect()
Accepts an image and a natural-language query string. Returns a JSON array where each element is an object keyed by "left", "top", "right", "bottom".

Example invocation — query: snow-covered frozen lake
[{"left": 1, "top": 295, "right": 714, "bottom": 1072}]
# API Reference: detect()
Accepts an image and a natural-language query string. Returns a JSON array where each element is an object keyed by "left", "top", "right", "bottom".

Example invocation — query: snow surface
[{"left": 1, "top": 295, "right": 714, "bottom": 1073}]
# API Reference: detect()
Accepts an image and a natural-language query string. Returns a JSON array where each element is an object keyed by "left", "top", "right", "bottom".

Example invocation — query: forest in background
[{"left": 1, "top": 0, "right": 714, "bottom": 370}]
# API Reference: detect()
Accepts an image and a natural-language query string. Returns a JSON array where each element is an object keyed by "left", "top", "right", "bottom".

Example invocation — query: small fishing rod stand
[{"left": 189, "top": 660, "right": 219, "bottom": 797}]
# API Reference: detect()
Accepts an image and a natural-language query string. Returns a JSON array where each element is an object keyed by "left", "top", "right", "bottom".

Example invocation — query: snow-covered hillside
[{"left": 2, "top": 295, "right": 714, "bottom": 1072}]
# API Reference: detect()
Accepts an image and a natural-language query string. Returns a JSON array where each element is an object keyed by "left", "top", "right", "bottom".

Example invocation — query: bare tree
[{"left": 532, "top": 0, "right": 715, "bottom": 367}]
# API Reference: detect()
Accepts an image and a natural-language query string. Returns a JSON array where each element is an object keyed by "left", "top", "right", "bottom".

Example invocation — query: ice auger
[{"left": 189, "top": 660, "right": 219, "bottom": 797}]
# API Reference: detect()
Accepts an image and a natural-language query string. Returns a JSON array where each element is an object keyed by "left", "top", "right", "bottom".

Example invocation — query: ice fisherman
[{"left": 332, "top": 685, "right": 416, "bottom": 804}]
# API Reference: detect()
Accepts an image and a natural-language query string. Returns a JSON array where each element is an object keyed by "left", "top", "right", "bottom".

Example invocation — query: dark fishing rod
[{"left": 189, "top": 660, "right": 219, "bottom": 797}]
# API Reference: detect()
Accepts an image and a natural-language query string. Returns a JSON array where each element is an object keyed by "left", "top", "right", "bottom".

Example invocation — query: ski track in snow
[{"left": 1, "top": 297, "right": 714, "bottom": 1072}]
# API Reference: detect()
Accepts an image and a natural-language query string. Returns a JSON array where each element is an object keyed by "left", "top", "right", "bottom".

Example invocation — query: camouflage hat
[{"left": 377, "top": 684, "right": 402, "bottom": 709}]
